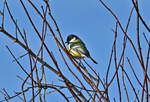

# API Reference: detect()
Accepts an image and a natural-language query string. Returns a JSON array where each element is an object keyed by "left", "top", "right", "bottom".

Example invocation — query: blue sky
[{"left": 0, "top": 0, "right": 150, "bottom": 101}]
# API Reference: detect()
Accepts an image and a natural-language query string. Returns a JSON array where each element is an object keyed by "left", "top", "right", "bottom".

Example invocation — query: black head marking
[{"left": 66, "top": 34, "right": 79, "bottom": 43}]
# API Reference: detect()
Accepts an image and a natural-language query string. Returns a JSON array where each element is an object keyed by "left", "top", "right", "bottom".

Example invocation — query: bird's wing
[{"left": 71, "top": 43, "right": 90, "bottom": 57}]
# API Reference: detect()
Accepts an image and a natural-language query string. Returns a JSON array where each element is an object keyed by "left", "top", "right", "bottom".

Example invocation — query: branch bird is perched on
[{"left": 66, "top": 34, "right": 98, "bottom": 64}]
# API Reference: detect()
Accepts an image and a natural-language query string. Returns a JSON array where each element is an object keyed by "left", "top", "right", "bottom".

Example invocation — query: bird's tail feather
[{"left": 89, "top": 57, "right": 98, "bottom": 64}]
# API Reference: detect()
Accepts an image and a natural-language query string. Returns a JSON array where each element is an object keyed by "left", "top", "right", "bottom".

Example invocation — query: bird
[{"left": 66, "top": 34, "right": 98, "bottom": 64}]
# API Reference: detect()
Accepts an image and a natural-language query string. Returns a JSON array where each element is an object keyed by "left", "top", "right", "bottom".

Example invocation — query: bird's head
[{"left": 66, "top": 34, "right": 80, "bottom": 44}]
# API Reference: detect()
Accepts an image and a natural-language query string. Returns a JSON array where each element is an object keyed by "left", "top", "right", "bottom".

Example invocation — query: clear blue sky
[{"left": 0, "top": 0, "right": 150, "bottom": 101}]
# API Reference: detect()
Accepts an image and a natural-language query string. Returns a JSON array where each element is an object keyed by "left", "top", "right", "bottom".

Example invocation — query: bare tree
[{"left": 0, "top": 0, "right": 149, "bottom": 102}]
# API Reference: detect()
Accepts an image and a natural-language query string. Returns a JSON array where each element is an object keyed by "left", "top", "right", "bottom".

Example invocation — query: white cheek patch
[{"left": 70, "top": 37, "right": 76, "bottom": 42}]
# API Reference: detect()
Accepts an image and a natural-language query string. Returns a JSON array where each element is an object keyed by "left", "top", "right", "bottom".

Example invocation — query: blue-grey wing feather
[{"left": 70, "top": 42, "right": 90, "bottom": 57}]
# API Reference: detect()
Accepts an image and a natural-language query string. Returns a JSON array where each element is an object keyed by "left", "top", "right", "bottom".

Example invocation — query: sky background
[{"left": 0, "top": 0, "right": 150, "bottom": 101}]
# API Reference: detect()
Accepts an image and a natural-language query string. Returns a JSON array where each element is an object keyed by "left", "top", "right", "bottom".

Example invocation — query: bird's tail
[{"left": 89, "top": 56, "right": 98, "bottom": 64}]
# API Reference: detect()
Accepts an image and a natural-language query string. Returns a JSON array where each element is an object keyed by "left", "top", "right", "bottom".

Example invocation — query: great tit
[{"left": 66, "top": 34, "right": 98, "bottom": 64}]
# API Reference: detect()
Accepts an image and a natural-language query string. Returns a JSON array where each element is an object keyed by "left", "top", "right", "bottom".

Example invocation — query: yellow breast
[{"left": 69, "top": 49, "right": 82, "bottom": 58}]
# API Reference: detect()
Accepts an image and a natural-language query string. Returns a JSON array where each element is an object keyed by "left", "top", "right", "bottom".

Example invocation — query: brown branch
[
  {"left": 122, "top": 69, "right": 129, "bottom": 102},
  {"left": 131, "top": 0, "right": 150, "bottom": 32},
  {"left": 120, "top": 6, "right": 135, "bottom": 102},
  {"left": 113, "top": 22, "right": 122, "bottom": 102},
  {"left": 27, "top": 0, "right": 106, "bottom": 100},
  {"left": 44, "top": 0, "right": 66, "bottom": 49},
  {"left": 0, "top": 88, "right": 30, "bottom": 102},
  {"left": 121, "top": 67, "right": 140, "bottom": 102},
  {"left": 3, "top": 1, "right": 59, "bottom": 75},
  {"left": 127, "top": 58, "right": 149, "bottom": 95},
  {"left": 99, "top": 0, "right": 150, "bottom": 83},
  {"left": 58, "top": 45, "right": 89, "bottom": 101},
  {"left": 50, "top": 51, "right": 82, "bottom": 102},
  {"left": 141, "top": 42, "right": 150, "bottom": 102}
]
